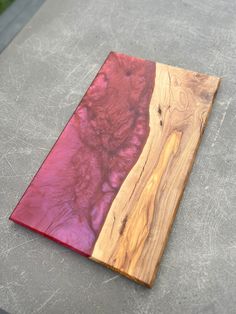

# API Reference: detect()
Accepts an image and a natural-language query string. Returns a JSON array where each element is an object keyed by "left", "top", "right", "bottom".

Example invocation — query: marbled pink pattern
[{"left": 10, "top": 52, "right": 156, "bottom": 256}]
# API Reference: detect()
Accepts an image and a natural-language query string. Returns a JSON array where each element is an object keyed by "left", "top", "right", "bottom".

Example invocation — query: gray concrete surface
[
  {"left": 0, "top": 0, "right": 45, "bottom": 53},
  {"left": 0, "top": 0, "right": 236, "bottom": 313}
]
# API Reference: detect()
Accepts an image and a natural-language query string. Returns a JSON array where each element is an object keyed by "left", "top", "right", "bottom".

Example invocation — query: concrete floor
[
  {"left": 0, "top": 0, "right": 236, "bottom": 313},
  {"left": 0, "top": 0, "right": 45, "bottom": 53}
]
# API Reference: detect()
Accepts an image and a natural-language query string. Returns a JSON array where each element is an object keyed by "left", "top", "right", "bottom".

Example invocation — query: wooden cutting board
[{"left": 10, "top": 52, "right": 220, "bottom": 287}]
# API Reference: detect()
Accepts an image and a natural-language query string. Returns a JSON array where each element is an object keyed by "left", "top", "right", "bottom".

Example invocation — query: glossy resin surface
[{"left": 10, "top": 52, "right": 155, "bottom": 256}]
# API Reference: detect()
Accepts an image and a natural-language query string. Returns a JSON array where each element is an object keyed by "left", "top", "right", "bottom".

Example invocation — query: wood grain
[{"left": 91, "top": 62, "right": 220, "bottom": 287}]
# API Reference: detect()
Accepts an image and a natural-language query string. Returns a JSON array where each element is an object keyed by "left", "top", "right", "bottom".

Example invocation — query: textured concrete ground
[
  {"left": 0, "top": 0, "right": 236, "bottom": 313},
  {"left": 0, "top": 0, "right": 45, "bottom": 53}
]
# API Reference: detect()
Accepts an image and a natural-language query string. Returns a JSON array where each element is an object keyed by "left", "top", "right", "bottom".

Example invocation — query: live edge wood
[{"left": 91, "top": 62, "right": 220, "bottom": 287}]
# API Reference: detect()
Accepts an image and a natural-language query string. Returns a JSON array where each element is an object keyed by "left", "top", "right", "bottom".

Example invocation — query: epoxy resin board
[{"left": 10, "top": 52, "right": 220, "bottom": 287}]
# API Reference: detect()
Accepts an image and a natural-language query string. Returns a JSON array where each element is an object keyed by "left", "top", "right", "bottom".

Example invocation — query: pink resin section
[{"left": 10, "top": 52, "right": 156, "bottom": 256}]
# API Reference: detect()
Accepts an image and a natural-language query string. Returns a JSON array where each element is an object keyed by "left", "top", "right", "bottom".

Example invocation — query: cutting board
[{"left": 10, "top": 52, "right": 220, "bottom": 287}]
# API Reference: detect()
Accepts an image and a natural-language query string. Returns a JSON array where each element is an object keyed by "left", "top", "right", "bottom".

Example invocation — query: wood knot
[{"left": 119, "top": 215, "right": 128, "bottom": 235}]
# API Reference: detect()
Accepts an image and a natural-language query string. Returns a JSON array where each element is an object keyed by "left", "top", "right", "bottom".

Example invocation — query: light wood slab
[{"left": 91, "top": 62, "right": 220, "bottom": 287}]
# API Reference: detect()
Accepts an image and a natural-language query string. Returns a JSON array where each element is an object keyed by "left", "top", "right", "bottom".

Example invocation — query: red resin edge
[
  {"left": 9, "top": 216, "right": 90, "bottom": 257},
  {"left": 9, "top": 52, "right": 156, "bottom": 257},
  {"left": 9, "top": 53, "right": 115, "bottom": 258}
]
